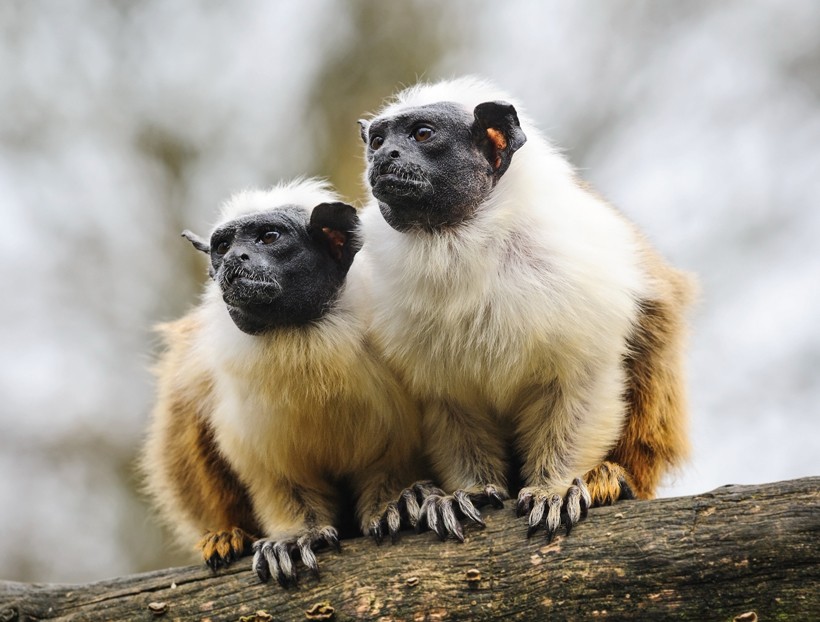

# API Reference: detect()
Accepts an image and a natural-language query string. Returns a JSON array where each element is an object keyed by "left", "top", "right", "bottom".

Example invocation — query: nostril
[
  {"left": 389, "top": 150, "right": 400, "bottom": 159},
  {"left": 240, "top": 253, "right": 250, "bottom": 261}
]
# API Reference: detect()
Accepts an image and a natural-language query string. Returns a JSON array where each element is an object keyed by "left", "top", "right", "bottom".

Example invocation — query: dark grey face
[
  {"left": 182, "top": 202, "right": 360, "bottom": 335},
  {"left": 359, "top": 100, "right": 527, "bottom": 232}
]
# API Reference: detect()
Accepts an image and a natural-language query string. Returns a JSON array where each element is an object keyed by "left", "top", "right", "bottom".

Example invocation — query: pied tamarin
[
  {"left": 356, "top": 77, "right": 695, "bottom": 541},
  {"left": 142, "top": 179, "right": 422, "bottom": 585}
]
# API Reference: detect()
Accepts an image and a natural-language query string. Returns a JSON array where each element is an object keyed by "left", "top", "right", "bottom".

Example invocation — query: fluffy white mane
[{"left": 218, "top": 178, "right": 339, "bottom": 223}]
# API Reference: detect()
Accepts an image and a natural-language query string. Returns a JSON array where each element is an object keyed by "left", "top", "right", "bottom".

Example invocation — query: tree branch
[{"left": 2, "top": 477, "right": 818, "bottom": 621}]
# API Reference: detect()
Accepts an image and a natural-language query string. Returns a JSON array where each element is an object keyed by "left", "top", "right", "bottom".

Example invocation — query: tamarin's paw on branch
[
  {"left": 417, "top": 484, "right": 509, "bottom": 542},
  {"left": 368, "top": 480, "right": 445, "bottom": 544},
  {"left": 252, "top": 526, "right": 340, "bottom": 587},
  {"left": 517, "top": 478, "right": 591, "bottom": 542},
  {"left": 584, "top": 461, "right": 636, "bottom": 507},
  {"left": 197, "top": 527, "right": 255, "bottom": 571}
]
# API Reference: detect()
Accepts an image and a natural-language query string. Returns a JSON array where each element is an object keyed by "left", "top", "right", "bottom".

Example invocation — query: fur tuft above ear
[
  {"left": 473, "top": 101, "right": 527, "bottom": 179},
  {"left": 181, "top": 229, "right": 210, "bottom": 254},
  {"left": 309, "top": 202, "right": 361, "bottom": 269}
]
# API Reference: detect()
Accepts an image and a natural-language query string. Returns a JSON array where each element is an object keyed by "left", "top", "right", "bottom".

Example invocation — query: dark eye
[
  {"left": 412, "top": 126, "right": 434, "bottom": 142},
  {"left": 215, "top": 241, "right": 230, "bottom": 255},
  {"left": 369, "top": 135, "right": 384, "bottom": 150},
  {"left": 260, "top": 231, "right": 280, "bottom": 244}
]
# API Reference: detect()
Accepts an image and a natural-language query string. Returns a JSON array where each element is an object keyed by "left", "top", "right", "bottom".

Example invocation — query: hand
[
  {"left": 516, "top": 477, "right": 591, "bottom": 542},
  {"left": 251, "top": 526, "right": 339, "bottom": 587},
  {"left": 417, "top": 484, "right": 509, "bottom": 542},
  {"left": 197, "top": 527, "right": 254, "bottom": 570}
]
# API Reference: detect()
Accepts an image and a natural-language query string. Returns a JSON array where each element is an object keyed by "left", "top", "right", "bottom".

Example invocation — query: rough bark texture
[{"left": 1, "top": 477, "right": 818, "bottom": 621}]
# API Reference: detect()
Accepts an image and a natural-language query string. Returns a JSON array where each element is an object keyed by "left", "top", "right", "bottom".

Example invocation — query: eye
[
  {"left": 215, "top": 241, "right": 230, "bottom": 255},
  {"left": 369, "top": 135, "right": 384, "bottom": 150},
  {"left": 412, "top": 126, "right": 434, "bottom": 142},
  {"left": 260, "top": 231, "right": 280, "bottom": 244}
]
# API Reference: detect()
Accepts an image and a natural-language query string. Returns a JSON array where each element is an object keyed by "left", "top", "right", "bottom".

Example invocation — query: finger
[
  {"left": 385, "top": 502, "right": 402, "bottom": 543},
  {"left": 485, "top": 484, "right": 508, "bottom": 508},
  {"left": 527, "top": 496, "right": 547, "bottom": 538},
  {"left": 573, "top": 477, "right": 592, "bottom": 516},
  {"left": 320, "top": 526, "right": 341, "bottom": 552},
  {"left": 427, "top": 499, "right": 447, "bottom": 540},
  {"left": 564, "top": 485, "right": 583, "bottom": 535},
  {"left": 369, "top": 517, "right": 384, "bottom": 545},
  {"left": 545, "top": 494, "right": 563, "bottom": 543},
  {"left": 454, "top": 490, "right": 484, "bottom": 526},
  {"left": 516, "top": 492, "right": 533, "bottom": 517},
  {"left": 297, "top": 536, "right": 320, "bottom": 579},
  {"left": 256, "top": 542, "right": 277, "bottom": 584},
  {"left": 400, "top": 488, "right": 421, "bottom": 528},
  {"left": 417, "top": 495, "right": 437, "bottom": 533},
  {"left": 440, "top": 498, "right": 464, "bottom": 542},
  {"left": 273, "top": 541, "right": 296, "bottom": 586}
]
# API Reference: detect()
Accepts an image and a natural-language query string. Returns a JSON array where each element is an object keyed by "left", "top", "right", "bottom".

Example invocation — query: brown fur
[
  {"left": 605, "top": 252, "right": 695, "bottom": 499},
  {"left": 141, "top": 315, "right": 260, "bottom": 562}
]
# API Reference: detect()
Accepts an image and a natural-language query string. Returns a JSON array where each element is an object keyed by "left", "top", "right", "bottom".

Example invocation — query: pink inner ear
[
  {"left": 322, "top": 227, "right": 347, "bottom": 261},
  {"left": 486, "top": 128, "right": 507, "bottom": 170}
]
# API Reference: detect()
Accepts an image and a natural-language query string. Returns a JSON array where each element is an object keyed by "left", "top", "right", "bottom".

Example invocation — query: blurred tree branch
[{"left": 1, "top": 477, "right": 817, "bottom": 621}]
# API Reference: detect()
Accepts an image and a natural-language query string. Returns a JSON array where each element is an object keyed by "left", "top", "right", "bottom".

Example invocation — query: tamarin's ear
[
  {"left": 472, "top": 101, "right": 527, "bottom": 179},
  {"left": 357, "top": 119, "right": 370, "bottom": 144},
  {"left": 309, "top": 202, "right": 362, "bottom": 269},
  {"left": 181, "top": 229, "right": 210, "bottom": 254}
]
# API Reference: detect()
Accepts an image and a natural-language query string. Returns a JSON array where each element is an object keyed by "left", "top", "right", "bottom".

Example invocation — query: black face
[
  {"left": 359, "top": 100, "right": 527, "bottom": 232},
  {"left": 182, "top": 202, "right": 360, "bottom": 335}
]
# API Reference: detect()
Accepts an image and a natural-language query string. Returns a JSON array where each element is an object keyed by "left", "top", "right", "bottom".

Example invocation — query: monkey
[
  {"left": 356, "top": 77, "right": 695, "bottom": 542},
  {"left": 141, "top": 179, "right": 423, "bottom": 586}
]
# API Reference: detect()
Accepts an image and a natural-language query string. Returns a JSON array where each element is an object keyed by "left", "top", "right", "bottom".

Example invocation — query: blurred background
[{"left": 1, "top": 0, "right": 818, "bottom": 583}]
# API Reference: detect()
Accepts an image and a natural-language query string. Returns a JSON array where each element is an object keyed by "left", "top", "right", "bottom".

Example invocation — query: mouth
[
  {"left": 370, "top": 162, "right": 429, "bottom": 194},
  {"left": 220, "top": 277, "right": 282, "bottom": 305}
]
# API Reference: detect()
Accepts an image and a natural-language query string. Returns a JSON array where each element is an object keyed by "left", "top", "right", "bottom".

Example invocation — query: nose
[
  {"left": 389, "top": 149, "right": 400, "bottom": 159},
  {"left": 227, "top": 245, "right": 251, "bottom": 262}
]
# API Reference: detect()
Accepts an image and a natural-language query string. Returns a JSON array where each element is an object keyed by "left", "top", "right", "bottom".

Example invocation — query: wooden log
[{"left": 1, "top": 477, "right": 818, "bottom": 621}]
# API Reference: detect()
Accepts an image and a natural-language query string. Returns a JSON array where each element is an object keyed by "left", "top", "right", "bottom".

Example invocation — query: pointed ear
[
  {"left": 309, "top": 202, "right": 361, "bottom": 270},
  {"left": 472, "top": 101, "right": 527, "bottom": 179},
  {"left": 357, "top": 119, "right": 370, "bottom": 144},
  {"left": 181, "top": 229, "right": 210, "bottom": 254}
]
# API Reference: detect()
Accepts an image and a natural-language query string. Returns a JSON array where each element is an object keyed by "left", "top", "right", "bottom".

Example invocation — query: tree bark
[{"left": 1, "top": 477, "right": 818, "bottom": 621}]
